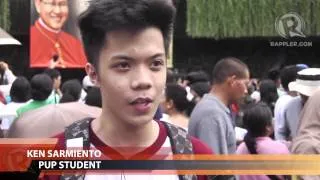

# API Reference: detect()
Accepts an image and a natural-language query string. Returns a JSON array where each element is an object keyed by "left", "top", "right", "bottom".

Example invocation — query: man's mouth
[
  {"left": 130, "top": 97, "right": 153, "bottom": 105},
  {"left": 51, "top": 17, "right": 62, "bottom": 22},
  {"left": 129, "top": 97, "right": 153, "bottom": 114}
]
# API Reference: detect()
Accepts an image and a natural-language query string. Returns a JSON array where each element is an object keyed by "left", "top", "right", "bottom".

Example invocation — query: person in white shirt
[
  {"left": 274, "top": 65, "right": 306, "bottom": 140},
  {"left": 0, "top": 77, "right": 31, "bottom": 137},
  {"left": 0, "top": 61, "right": 17, "bottom": 99},
  {"left": 0, "top": 61, "right": 16, "bottom": 85}
]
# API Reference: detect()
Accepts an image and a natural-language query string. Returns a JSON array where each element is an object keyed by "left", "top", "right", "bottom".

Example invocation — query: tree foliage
[
  {"left": 0, "top": 0, "right": 10, "bottom": 31},
  {"left": 186, "top": 0, "right": 320, "bottom": 38}
]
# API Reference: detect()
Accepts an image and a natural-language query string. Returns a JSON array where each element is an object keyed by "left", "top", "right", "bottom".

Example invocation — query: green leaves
[
  {"left": 0, "top": 0, "right": 10, "bottom": 31},
  {"left": 186, "top": 0, "right": 320, "bottom": 38}
]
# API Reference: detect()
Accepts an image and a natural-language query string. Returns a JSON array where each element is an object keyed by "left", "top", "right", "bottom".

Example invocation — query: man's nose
[
  {"left": 52, "top": 4, "right": 62, "bottom": 13},
  {"left": 131, "top": 67, "right": 152, "bottom": 90},
  {"left": 244, "top": 87, "right": 248, "bottom": 95}
]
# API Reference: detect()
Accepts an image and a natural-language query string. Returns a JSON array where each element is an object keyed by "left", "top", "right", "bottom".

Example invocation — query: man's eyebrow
[
  {"left": 110, "top": 54, "right": 135, "bottom": 61},
  {"left": 110, "top": 53, "right": 165, "bottom": 61},
  {"left": 150, "top": 53, "right": 165, "bottom": 59}
]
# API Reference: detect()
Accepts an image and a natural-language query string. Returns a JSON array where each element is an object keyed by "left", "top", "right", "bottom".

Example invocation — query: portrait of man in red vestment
[{"left": 30, "top": 0, "right": 88, "bottom": 68}]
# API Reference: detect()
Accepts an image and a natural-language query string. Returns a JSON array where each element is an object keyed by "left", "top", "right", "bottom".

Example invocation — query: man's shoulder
[
  {"left": 275, "top": 94, "right": 293, "bottom": 107},
  {"left": 287, "top": 96, "right": 302, "bottom": 105},
  {"left": 192, "top": 101, "right": 222, "bottom": 116},
  {"left": 191, "top": 100, "right": 229, "bottom": 124},
  {"left": 16, "top": 102, "right": 32, "bottom": 115},
  {"left": 284, "top": 96, "right": 302, "bottom": 110}
]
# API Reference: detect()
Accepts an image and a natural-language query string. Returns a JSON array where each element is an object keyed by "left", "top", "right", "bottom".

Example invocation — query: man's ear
[
  {"left": 166, "top": 99, "right": 174, "bottom": 109},
  {"left": 266, "top": 125, "right": 274, "bottom": 137},
  {"left": 35, "top": 0, "right": 41, "bottom": 14},
  {"left": 228, "top": 75, "right": 237, "bottom": 87},
  {"left": 85, "top": 63, "right": 100, "bottom": 87}
]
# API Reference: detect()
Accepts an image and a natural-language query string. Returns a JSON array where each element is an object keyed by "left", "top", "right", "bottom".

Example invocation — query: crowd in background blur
[
  {"left": 0, "top": 61, "right": 101, "bottom": 137},
  {"left": 1, "top": 56, "right": 320, "bottom": 179}
]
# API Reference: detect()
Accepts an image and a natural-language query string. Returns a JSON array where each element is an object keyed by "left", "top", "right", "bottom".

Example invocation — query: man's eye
[
  {"left": 114, "top": 62, "right": 130, "bottom": 70},
  {"left": 150, "top": 59, "right": 164, "bottom": 70}
]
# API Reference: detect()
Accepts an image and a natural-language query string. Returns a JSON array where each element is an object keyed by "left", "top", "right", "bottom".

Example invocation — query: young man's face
[
  {"left": 88, "top": 27, "right": 167, "bottom": 127},
  {"left": 35, "top": 0, "right": 69, "bottom": 30}
]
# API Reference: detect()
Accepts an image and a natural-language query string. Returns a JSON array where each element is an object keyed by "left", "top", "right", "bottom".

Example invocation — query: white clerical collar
[{"left": 38, "top": 18, "right": 61, "bottom": 34}]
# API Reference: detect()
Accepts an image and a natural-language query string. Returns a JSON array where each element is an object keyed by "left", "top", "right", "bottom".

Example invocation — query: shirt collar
[
  {"left": 205, "top": 93, "right": 231, "bottom": 114},
  {"left": 38, "top": 18, "right": 61, "bottom": 34}
]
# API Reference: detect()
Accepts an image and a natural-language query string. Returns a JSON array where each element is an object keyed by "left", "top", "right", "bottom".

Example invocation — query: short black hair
[
  {"left": 259, "top": 79, "right": 278, "bottom": 113},
  {"left": 43, "top": 68, "right": 61, "bottom": 80},
  {"left": 60, "top": 79, "right": 82, "bottom": 103},
  {"left": 30, "top": 74, "right": 53, "bottom": 101},
  {"left": 165, "top": 83, "right": 189, "bottom": 113},
  {"left": 211, "top": 57, "right": 248, "bottom": 84},
  {"left": 78, "top": 0, "right": 176, "bottom": 68},
  {"left": 166, "top": 69, "right": 176, "bottom": 84},
  {"left": 189, "top": 82, "right": 210, "bottom": 98},
  {"left": 280, "top": 65, "right": 302, "bottom": 91},
  {"left": 186, "top": 71, "right": 209, "bottom": 85},
  {"left": 10, "top": 76, "right": 31, "bottom": 103},
  {"left": 268, "top": 69, "right": 280, "bottom": 81}
]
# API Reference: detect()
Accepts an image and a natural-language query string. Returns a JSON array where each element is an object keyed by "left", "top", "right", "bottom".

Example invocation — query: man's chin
[{"left": 126, "top": 114, "right": 155, "bottom": 127}]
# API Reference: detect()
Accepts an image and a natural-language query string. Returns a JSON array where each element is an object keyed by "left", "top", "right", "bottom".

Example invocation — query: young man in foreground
[{"left": 39, "top": 0, "right": 213, "bottom": 179}]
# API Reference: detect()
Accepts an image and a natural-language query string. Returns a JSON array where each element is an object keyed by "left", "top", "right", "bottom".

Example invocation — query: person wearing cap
[{"left": 280, "top": 68, "right": 320, "bottom": 141}]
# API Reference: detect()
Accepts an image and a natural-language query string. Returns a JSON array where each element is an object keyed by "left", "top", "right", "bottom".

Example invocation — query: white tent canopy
[{"left": 0, "top": 27, "right": 21, "bottom": 45}]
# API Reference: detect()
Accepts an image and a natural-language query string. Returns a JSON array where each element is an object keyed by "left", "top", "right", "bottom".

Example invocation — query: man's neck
[
  {"left": 91, "top": 111, "right": 159, "bottom": 155},
  {"left": 38, "top": 18, "right": 61, "bottom": 34},
  {"left": 210, "top": 85, "right": 230, "bottom": 106}
]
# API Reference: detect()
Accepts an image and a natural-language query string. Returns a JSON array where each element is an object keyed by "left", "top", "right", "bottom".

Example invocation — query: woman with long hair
[{"left": 237, "top": 102, "right": 289, "bottom": 180}]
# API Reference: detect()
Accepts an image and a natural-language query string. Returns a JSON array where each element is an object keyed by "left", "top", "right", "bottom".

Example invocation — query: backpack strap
[
  {"left": 60, "top": 118, "right": 93, "bottom": 180},
  {"left": 64, "top": 118, "right": 92, "bottom": 148},
  {"left": 162, "top": 121, "right": 198, "bottom": 180}
]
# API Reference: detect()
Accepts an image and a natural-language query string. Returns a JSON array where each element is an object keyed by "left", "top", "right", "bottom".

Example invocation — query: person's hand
[
  {"left": 49, "top": 58, "right": 66, "bottom": 69},
  {"left": 49, "top": 58, "right": 58, "bottom": 69},
  {"left": 0, "top": 61, "right": 9, "bottom": 71}
]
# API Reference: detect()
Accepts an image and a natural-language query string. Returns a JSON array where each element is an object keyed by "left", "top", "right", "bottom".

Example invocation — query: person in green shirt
[{"left": 16, "top": 74, "right": 54, "bottom": 116}]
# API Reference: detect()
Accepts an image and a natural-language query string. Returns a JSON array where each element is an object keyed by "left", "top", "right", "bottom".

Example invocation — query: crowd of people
[
  {"left": 0, "top": 0, "right": 320, "bottom": 180},
  {"left": 162, "top": 61, "right": 320, "bottom": 180},
  {"left": 0, "top": 62, "right": 102, "bottom": 137},
  {"left": 2, "top": 58, "right": 319, "bottom": 179}
]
